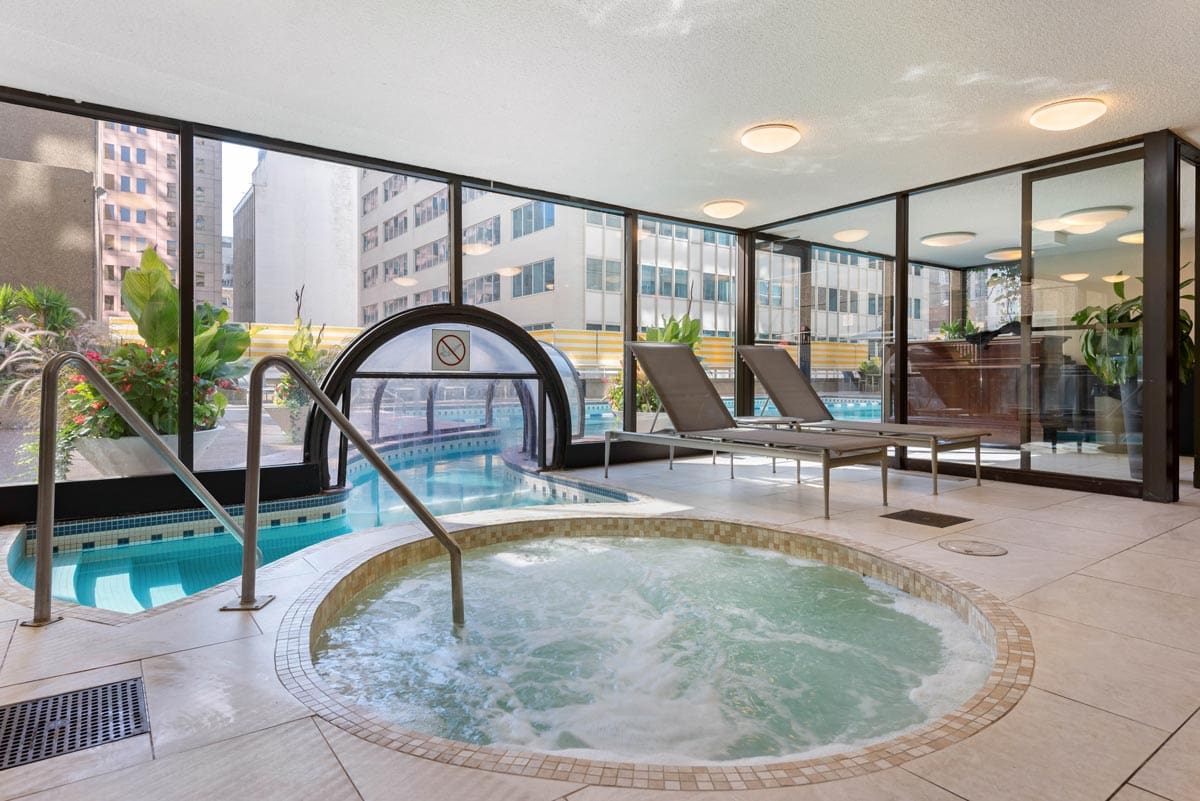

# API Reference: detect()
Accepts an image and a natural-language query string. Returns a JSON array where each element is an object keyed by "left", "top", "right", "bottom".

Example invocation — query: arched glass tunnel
[{"left": 304, "top": 304, "right": 571, "bottom": 490}]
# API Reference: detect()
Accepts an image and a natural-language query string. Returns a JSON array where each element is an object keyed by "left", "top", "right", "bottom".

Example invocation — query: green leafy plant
[
  {"left": 608, "top": 309, "right": 704, "bottom": 413},
  {"left": 858, "top": 357, "right": 881, "bottom": 376},
  {"left": 938, "top": 319, "right": 980, "bottom": 339},
  {"left": 986, "top": 263, "right": 1021, "bottom": 324},
  {"left": 274, "top": 316, "right": 327, "bottom": 412},
  {"left": 1071, "top": 269, "right": 1195, "bottom": 386},
  {"left": 1, "top": 283, "right": 92, "bottom": 416},
  {"left": 52, "top": 247, "right": 254, "bottom": 474}
]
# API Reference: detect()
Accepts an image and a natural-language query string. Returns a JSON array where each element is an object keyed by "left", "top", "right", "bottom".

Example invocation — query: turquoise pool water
[
  {"left": 11, "top": 452, "right": 628, "bottom": 614},
  {"left": 576, "top": 398, "right": 884, "bottom": 435},
  {"left": 315, "top": 537, "right": 992, "bottom": 764}
]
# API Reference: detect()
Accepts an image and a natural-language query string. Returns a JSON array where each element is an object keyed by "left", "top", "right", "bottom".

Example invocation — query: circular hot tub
[{"left": 277, "top": 517, "right": 1031, "bottom": 790}]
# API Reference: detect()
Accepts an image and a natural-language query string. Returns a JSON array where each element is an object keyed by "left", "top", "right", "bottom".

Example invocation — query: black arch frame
[{"left": 304, "top": 304, "right": 572, "bottom": 487}]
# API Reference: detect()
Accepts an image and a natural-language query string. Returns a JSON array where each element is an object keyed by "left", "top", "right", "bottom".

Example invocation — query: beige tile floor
[{"left": 2, "top": 455, "right": 1200, "bottom": 800}]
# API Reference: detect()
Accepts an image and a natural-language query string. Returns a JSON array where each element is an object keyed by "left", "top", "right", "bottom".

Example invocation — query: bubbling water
[{"left": 314, "top": 537, "right": 992, "bottom": 764}]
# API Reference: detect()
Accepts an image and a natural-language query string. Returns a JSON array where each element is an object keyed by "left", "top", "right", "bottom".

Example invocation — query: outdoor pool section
[
  {"left": 283, "top": 517, "right": 1033, "bottom": 787},
  {"left": 8, "top": 442, "right": 634, "bottom": 615},
  {"left": 576, "top": 397, "right": 884, "bottom": 436}
]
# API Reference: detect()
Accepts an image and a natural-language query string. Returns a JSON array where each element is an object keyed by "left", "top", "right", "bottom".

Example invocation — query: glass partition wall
[
  {"left": 2, "top": 85, "right": 1197, "bottom": 519},
  {"left": 754, "top": 200, "right": 896, "bottom": 423}
]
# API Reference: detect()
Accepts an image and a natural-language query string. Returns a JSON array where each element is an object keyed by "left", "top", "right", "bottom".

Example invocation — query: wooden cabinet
[{"left": 899, "top": 336, "right": 1067, "bottom": 446}]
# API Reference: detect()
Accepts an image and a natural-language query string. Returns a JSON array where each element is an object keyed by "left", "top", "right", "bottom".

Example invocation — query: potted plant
[
  {"left": 606, "top": 308, "right": 702, "bottom": 431},
  {"left": 1071, "top": 268, "right": 1194, "bottom": 479},
  {"left": 268, "top": 288, "right": 333, "bottom": 443},
  {"left": 58, "top": 247, "right": 253, "bottom": 476},
  {"left": 938, "top": 319, "right": 980, "bottom": 339}
]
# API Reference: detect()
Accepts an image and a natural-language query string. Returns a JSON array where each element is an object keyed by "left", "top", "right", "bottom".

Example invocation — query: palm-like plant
[{"left": 1071, "top": 270, "right": 1195, "bottom": 386}]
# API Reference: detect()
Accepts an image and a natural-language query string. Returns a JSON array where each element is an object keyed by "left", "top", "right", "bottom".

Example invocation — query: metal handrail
[
  {"left": 26, "top": 351, "right": 260, "bottom": 627},
  {"left": 239, "top": 355, "right": 465, "bottom": 625}
]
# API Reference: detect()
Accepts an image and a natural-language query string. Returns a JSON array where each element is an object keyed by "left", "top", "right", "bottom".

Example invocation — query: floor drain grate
[
  {"left": 880, "top": 509, "right": 973, "bottom": 528},
  {"left": 939, "top": 540, "right": 1009, "bottom": 557},
  {"left": 0, "top": 678, "right": 148, "bottom": 770}
]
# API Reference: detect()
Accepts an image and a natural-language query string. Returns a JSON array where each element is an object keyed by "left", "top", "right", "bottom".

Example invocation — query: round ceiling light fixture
[
  {"left": 462, "top": 242, "right": 493, "bottom": 256},
  {"left": 1117, "top": 230, "right": 1144, "bottom": 244},
  {"left": 1103, "top": 273, "right": 1133, "bottom": 283},
  {"left": 496, "top": 266, "right": 523, "bottom": 277},
  {"left": 739, "top": 123, "right": 802, "bottom": 154},
  {"left": 1029, "top": 98, "right": 1108, "bottom": 131},
  {"left": 1060, "top": 206, "right": 1131, "bottom": 226},
  {"left": 920, "top": 231, "right": 976, "bottom": 247},
  {"left": 636, "top": 227, "right": 653, "bottom": 240},
  {"left": 1059, "top": 273, "right": 1089, "bottom": 282},
  {"left": 702, "top": 199, "right": 745, "bottom": 219},
  {"left": 391, "top": 276, "right": 417, "bottom": 286},
  {"left": 832, "top": 229, "right": 869, "bottom": 243},
  {"left": 1063, "top": 221, "right": 1106, "bottom": 235},
  {"left": 1033, "top": 218, "right": 1070, "bottom": 232},
  {"left": 985, "top": 247, "right": 1023, "bottom": 261}
]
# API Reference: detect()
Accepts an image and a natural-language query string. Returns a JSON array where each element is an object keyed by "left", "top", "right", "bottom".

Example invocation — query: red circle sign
[{"left": 435, "top": 333, "right": 467, "bottom": 367}]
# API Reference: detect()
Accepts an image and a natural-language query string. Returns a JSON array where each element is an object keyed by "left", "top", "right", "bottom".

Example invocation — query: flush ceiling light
[
  {"left": 1060, "top": 206, "right": 1131, "bottom": 226},
  {"left": 985, "top": 247, "right": 1023, "bottom": 261},
  {"left": 702, "top": 199, "right": 745, "bottom": 219},
  {"left": 739, "top": 123, "right": 802, "bottom": 154},
  {"left": 1103, "top": 273, "right": 1133, "bottom": 283},
  {"left": 1033, "top": 218, "right": 1070, "bottom": 232},
  {"left": 1063, "top": 221, "right": 1106, "bottom": 235},
  {"left": 1117, "top": 230, "right": 1144, "bottom": 244},
  {"left": 920, "top": 231, "right": 976, "bottom": 247},
  {"left": 496, "top": 266, "right": 523, "bottom": 277},
  {"left": 391, "top": 276, "right": 417, "bottom": 286},
  {"left": 636, "top": 227, "right": 652, "bottom": 240},
  {"left": 462, "top": 242, "right": 493, "bottom": 256},
  {"left": 1059, "top": 273, "right": 1089, "bottom": 282},
  {"left": 1029, "top": 98, "right": 1108, "bottom": 131},
  {"left": 833, "top": 229, "right": 869, "bottom": 242}
]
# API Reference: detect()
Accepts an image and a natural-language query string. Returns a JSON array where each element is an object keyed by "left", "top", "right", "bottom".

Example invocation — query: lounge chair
[
  {"left": 737, "top": 345, "right": 990, "bottom": 494},
  {"left": 604, "top": 342, "right": 893, "bottom": 519}
]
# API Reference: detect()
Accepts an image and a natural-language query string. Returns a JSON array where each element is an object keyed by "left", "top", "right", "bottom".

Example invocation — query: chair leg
[
  {"left": 975, "top": 440, "right": 982, "bottom": 486},
  {"left": 668, "top": 443, "right": 674, "bottom": 470},
  {"left": 931, "top": 438, "right": 939, "bottom": 495},
  {"left": 604, "top": 434, "right": 611, "bottom": 479},
  {"left": 881, "top": 451, "right": 888, "bottom": 507},
  {"left": 822, "top": 452, "right": 831, "bottom": 519},
  {"left": 730, "top": 451, "right": 735, "bottom": 479}
]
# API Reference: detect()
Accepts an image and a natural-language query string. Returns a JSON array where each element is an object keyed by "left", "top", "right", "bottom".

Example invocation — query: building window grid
[
  {"left": 414, "top": 237, "right": 449, "bottom": 272},
  {"left": 383, "top": 211, "right": 408, "bottom": 242},
  {"left": 463, "top": 215, "right": 500, "bottom": 250},
  {"left": 362, "top": 188, "right": 379, "bottom": 216},
  {"left": 511, "top": 258, "right": 555, "bottom": 298},
  {"left": 511, "top": 201, "right": 555, "bottom": 239},
  {"left": 464, "top": 273, "right": 501, "bottom": 305},
  {"left": 383, "top": 255, "right": 408, "bottom": 278},
  {"left": 383, "top": 174, "right": 408, "bottom": 201},
  {"left": 383, "top": 297, "right": 408, "bottom": 316},
  {"left": 414, "top": 188, "right": 448, "bottom": 227},
  {"left": 362, "top": 264, "right": 379, "bottom": 289}
]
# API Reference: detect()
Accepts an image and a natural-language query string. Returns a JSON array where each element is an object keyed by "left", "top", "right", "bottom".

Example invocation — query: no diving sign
[{"left": 432, "top": 329, "right": 470, "bottom": 372}]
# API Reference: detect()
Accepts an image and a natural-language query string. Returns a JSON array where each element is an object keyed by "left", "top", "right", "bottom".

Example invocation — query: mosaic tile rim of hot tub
[{"left": 276, "top": 516, "right": 1034, "bottom": 790}]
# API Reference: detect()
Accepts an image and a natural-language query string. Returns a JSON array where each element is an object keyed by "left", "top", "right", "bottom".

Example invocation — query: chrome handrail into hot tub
[
  {"left": 26, "top": 351, "right": 259, "bottom": 627},
  {"left": 242, "top": 356, "right": 465, "bottom": 626}
]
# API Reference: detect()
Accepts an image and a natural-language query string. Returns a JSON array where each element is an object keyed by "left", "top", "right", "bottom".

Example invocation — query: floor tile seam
[
  {"left": 1104, "top": 704, "right": 1200, "bottom": 801},
  {"left": 1029, "top": 687, "right": 1174, "bottom": 735},
  {"left": 1001, "top": 513, "right": 1153, "bottom": 543},
  {"left": 0, "top": 732, "right": 155, "bottom": 801},
  {"left": 1123, "top": 781, "right": 1180, "bottom": 801},
  {"left": 1006, "top": 603, "right": 1200, "bottom": 655},
  {"left": 0, "top": 619, "right": 15, "bottom": 674},
  {"left": 0, "top": 658, "right": 142, "bottom": 694},
  {"left": 139, "top": 658, "right": 155, "bottom": 762},
  {"left": 1131, "top": 549, "right": 1200, "bottom": 567},
  {"left": 138, "top": 712, "right": 329, "bottom": 768},
  {"left": 1057, "top": 569, "right": 1200, "bottom": 603},
  {"left": 896, "top": 765, "right": 973, "bottom": 800},
  {"left": 307, "top": 717, "right": 366, "bottom": 801},
  {"left": 1013, "top": 608, "right": 1200, "bottom": 660}
]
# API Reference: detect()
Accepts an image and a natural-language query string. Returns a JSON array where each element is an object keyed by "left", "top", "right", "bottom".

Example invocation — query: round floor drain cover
[{"left": 939, "top": 539, "right": 1008, "bottom": 557}]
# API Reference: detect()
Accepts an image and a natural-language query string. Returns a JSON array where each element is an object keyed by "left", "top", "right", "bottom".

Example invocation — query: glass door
[{"left": 1023, "top": 151, "right": 1145, "bottom": 483}]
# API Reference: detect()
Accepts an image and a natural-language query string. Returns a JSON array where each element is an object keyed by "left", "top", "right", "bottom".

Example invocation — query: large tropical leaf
[{"left": 121, "top": 247, "right": 179, "bottom": 349}]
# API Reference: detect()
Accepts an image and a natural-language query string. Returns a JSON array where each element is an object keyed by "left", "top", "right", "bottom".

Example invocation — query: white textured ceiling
[{"left": 2, "top": 0, "right": 1198, "bottom": 227}]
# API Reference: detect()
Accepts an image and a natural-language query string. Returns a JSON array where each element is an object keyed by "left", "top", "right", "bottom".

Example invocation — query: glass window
[
  {"left": 511, "top": 200, "right": 555, "bottom": 239},
  {"left": 136, "top": 177, "right": 148, "bottom": 194},
  {"left": 136, "top": 148, "right": 146, "bottom": 164},
  {"left": 120, "top": 145, "right": 130, "bottom": 161},
  {"left": 362, "top": 227, "right": 379, "bottom": 252},
  {"left": 362, "top": 188, "right": 378, "bottom": 215},
  {"left": 414, "top": 188, "right": 448, "bottom": 227}
]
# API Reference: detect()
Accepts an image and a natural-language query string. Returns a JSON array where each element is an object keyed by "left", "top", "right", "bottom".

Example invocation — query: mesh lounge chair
[
  {"left": 604, "top": 342, "right": 893, "bottom": 518},
  {"left": 737, "top": 345, "right": 990, "bottom": 493}
]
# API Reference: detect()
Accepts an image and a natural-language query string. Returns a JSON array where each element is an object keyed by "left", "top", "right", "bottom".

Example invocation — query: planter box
[
  {"left": 74, "top": 426, "right": 222, "bottom": 476},
  {"left": 266, "top": 405, "right": 306, "bottom": 444}
]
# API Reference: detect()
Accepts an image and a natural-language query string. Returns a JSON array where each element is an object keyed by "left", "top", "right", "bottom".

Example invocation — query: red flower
[
  {"left": 84, "top": 350, "right": 101, "bottom": 362},
  {"left": 66, "top": 387, "right": 78, "bottom": 395},
  {"left": 72, "top": 415, "right": 86, "bottom": 425},
  {"left": 91, "top": 401, "right": 104, "bottom": 411}
]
